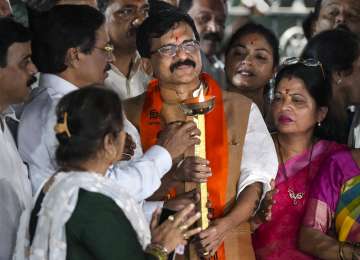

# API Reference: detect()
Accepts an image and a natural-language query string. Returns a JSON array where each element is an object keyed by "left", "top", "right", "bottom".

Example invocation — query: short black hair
[
  {"left": 137, "top": 8, "right": 199, "bottom": 58},
  {"left": 31, "top": 5, "right": 105, "bottom": 74},
  {"left": 225, "top": 22, "right": 279, "bottom": 67},
  {"left": 301, "top": 29, "right": 360, "bottom": 144},
  {"left": 55, "top": 86, "right": 124, "bottom": 169},
  {"left": 301, "top": 29, "right": 360, "bottom": 76},
  {"left": 0, "top": 17, "right": 32, "bottom": 68},
  {"left": 178, "top": 0, "right": 193, "bottom": 13},
  {"left": 97, "top": 0, "right": 111, "bottom": 13},
  {"left": 302, "top": 0, "right": 322, "bottom": 39},
  {"left": 149, "top": 0, "right": 177, "bottom": 16}
]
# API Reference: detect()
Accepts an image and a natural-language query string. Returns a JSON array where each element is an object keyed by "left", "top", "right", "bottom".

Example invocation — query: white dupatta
[{"left": 13, "top": 171, "right": 151, "bottom": 260}]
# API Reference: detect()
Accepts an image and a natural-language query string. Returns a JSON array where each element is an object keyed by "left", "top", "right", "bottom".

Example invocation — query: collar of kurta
[
  {"left": 110, "top": 51, "right": 145, "bottom": 79},
  {"left": 40, "top": 73, "right": 78, "bottom": 98},
  {"left": 140, "top": 72, "right": 229, "bottom": 259},
  {"left": 0, "top": 106, "right": 17, "bottom": 132}
]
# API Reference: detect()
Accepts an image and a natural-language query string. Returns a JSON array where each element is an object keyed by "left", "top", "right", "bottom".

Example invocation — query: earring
[
  {"left": 317, "top": 121, "right": 321, "bottom": 127},
  {"left": 336, "top": 78, "right": 342, "bottom": 85}
]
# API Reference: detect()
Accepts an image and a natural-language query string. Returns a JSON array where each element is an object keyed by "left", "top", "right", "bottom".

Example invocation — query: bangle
[
  {"left": 339, "top": 241, "right": 359, "bottom": 260},
  {"left": 339, "top": 242, "right": 346, "bottom": 260},
  {"left": 145, "top": 244, "right": 169, "bottom": 260}
]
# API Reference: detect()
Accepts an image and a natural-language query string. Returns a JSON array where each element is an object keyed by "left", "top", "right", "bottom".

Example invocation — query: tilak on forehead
[
  {"left": 247, "top": 34, "right": 259, "bottom": 45},
  {"left": 168, "top": 22, "right": 192, "bottom": 43},
  {"left": 170, "top": 25, "right": 181, "bottom": 42}
]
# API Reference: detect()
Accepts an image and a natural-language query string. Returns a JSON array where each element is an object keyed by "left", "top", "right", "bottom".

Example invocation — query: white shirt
[
  {"left": 0, "top": 113, "right": 32, "bottom": 260},
  {"left": 18, "top": 73, "right": 172, "bottom": 201},
  {"left": 348, "top": 106, "right": 360, "bottom": 148},
  {"left": 105, "top": 53, "right": 151, "bottom": 100},
  {"left": 239, "top": 103, "right": 278, "bottom": 199}
]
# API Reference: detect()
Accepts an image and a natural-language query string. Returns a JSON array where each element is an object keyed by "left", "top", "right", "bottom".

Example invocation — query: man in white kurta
[
  {"left": 0, "top": 17, "right": 37, "bottom": 260},
  {"left": 18, "top": 6, "right": 199, "bottom": 211},
  {"left": 101, "top": 0, "right": 152, "bottom": 100}
]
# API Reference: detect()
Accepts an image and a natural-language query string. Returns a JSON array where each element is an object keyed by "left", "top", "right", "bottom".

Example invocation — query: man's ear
[{"left": 64, "top": 47, "right": 80, "bottom": 68}]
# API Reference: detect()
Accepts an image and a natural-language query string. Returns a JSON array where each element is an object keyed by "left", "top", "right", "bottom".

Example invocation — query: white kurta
[
  {"left": 18, "top": 73, "right": 172, "bottom": 201},
  {"left": 0, "top": 114, "right": 32, "bottom": 260},
  {"left": 105, "top": 53, "right": 151, "bottom": 100}
]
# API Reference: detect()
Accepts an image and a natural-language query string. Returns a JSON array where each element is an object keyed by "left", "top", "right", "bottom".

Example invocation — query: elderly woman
[
  {"left": 14, "top": 87, "right": 201, "bottom": 260},
  {"left": 252, "top": 59, "right": 345, "bottom": 259}
]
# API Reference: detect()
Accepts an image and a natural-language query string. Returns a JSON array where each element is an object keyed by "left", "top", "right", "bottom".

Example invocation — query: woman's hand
[{"left": 150, "top": 203, "right": 201, "bottom": 253}]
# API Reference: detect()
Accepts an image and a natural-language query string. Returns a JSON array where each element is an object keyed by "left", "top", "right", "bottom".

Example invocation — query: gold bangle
[{"left": 145, "top": 244, "right": 169, "bottom": 260}]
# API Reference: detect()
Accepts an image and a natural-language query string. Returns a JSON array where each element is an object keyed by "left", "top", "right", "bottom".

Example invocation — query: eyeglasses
[
  {"left": 150, "top": 40, "right": 200, "bottom": 58},
  {"left": 116, "top": 6, "right": 149, "bottom": 21},
  {"left": 280, "top": 57, "right": 325, "bottom": 80},
  {"left": 94, "top": 43, "right": 114, "bottom": 58}
]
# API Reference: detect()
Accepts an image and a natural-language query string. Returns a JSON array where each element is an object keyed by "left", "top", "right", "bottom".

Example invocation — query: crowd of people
[{"left": 0, "top": 0, "right": 359, "bottom": 259}]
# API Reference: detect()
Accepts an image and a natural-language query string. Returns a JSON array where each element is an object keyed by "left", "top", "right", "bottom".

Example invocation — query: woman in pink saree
[
  {"left": 299, "top": 148, "right": 360, "bottom": 259},
  {"left": 252, "top": 58, "right": 346, "bottom": 259}
]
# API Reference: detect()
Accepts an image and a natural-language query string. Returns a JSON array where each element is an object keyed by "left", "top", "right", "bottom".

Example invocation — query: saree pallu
[
  {"left": 303, "top": 149, "right": 360, "bottom": 243},
  {"left": 253, "top": 140, "right": 345, "bottom": 260}
]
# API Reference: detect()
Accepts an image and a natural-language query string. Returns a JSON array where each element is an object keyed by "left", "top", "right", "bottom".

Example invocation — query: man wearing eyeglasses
[
  {"left": 179, "top": 0, "right": 228, "bottom": 88},
  {"left": 18, "top": 5, "right": 200, "bottom": 215},
  {"left": 124, "top": 9, "right": 278, "bottom": 259},
  {"left": 98, "top": 0, "right": 152, "bottom": 101}
]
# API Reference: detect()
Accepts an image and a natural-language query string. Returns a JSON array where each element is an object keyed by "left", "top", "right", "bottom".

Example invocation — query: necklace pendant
[{"left": 288, "top": 188, "right": 304, "bottom": 206}]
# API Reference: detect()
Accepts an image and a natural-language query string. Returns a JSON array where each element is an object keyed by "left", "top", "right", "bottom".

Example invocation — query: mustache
[
  {"left": 336, "top": 23, "right": 351, "bottom": 32},
  {"left": 27, "top": 75, "right": 37, "bottom": 87},
  {"left": 170, "top": 59, "right": 196, "bottom": 73},
  {"left": 128, "top": 26, "right": 139, "bottom": 37},
  {"left": 202, "top": 32, "right": 222, "bottom": 42}
]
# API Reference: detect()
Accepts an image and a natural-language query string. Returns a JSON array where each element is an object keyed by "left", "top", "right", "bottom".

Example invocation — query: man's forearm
[
  {"left": 220, "top": 182, "right": 263, "bottom": 231},
  {"left": 147, "top": 168, "right": 181, "bottom": 200}
]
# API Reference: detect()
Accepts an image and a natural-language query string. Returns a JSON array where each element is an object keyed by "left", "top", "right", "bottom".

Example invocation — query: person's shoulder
[
  {"left": 123, "top": 93, "right": 146, "bottom": 108},
  {"left": 321, "top": 146, "right": 352, "bottom": 170},
  {"left": 76, "top": 189, "right": 118, "bottom": 210},
  {"left": 123, "top": 93, "right": 146, "bottom": 128},
  {"left": 222, "top": 89, "right": 252, "bottom": 106}
]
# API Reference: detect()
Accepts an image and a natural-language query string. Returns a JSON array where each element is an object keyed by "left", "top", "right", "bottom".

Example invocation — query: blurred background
[
  {"left": 9, "top": 0, "right": 316, "bottom": 59},
  {"left": 227, "top": 0, "right": 315, "bottom": 58}
]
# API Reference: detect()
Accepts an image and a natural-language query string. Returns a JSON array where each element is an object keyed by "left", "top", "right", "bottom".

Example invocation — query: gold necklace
[{"left": 276, "top": 137, "right": 314, "bottom": 206}]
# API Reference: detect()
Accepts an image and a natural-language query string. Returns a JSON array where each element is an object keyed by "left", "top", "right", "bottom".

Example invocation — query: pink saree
[
  {"left": 252, "top": 140, "right": 345, "bottom": 260},
  {"left": 303, "top": 148, "right": 360, "bottom": 243}
]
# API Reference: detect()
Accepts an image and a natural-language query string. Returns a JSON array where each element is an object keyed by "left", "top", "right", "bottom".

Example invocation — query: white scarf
[{"left": 13, "top": 171, "right": 151, "bottom": 260}]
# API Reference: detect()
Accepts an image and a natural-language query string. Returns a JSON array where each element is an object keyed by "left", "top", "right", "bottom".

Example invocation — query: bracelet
[
  {"left": 339, "top": 241, "right": 360, "bottom": 260},
  {"left": 339, "top": 242, "right": 346, "bottom": 260},
  {"left": 145, "top": 243, "right": 169, "bottom": 260}
]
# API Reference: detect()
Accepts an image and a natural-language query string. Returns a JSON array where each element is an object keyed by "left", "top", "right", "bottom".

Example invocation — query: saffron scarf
[{"left": 140, "top": 73, "right": 229, "bottom": 259}]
